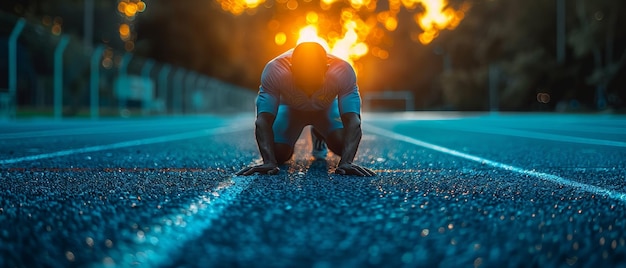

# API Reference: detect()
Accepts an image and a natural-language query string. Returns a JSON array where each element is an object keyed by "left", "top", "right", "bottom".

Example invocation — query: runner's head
[{"left": 291, "top": 42, "right": 329, "bottom": 94}]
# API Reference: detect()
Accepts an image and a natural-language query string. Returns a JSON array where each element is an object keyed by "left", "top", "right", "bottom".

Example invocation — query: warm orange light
[
  {"left": 267, "top": 20, "right": 280, "bottom": 31},
  {"left": 216, "top": 0, "right": 470, "bottom": 63},
  {"left": 297, "top": 25, "right": 331, "bottom": 51},
  {"left": 321, "top": 0, "right": 339, "bottom": 6},
  {"left": 119, "top": 23, "right": 131, "bottom": 39},
  {"left": 118, "top": 0, "right": 147, "bottom": 17},
  {"left": 124, "top": 3, "right": 138, "bottom": 17},
  {"left": 417, "top": 30, "right": 436, "bottom": 44},
  {"left": 349, "top": 0, "right": 365, "bottom": 9},
  {"left": 120, "top": 23, "right": 130, "bottom": 36},
  {"left": 306, "top": 11, "right": 319, "bottom": 24},
  {"left": 118, "top": 2, "right": 126, "bottom": 13},
  {"left": 137, "top": 1, "right": 146, "bottom": 12},
  {"left": 51, "top": 24, "right": 62, "bottom": 35},
  {"left": 286, "top": 0, "right": 299, "bottom": 10},
  {"left": 372, "top": 47, "right": 389, "bottom": 59},
  {"left": 244, "top": 0, "right": 264, "bottom": 8},
  {"left": 384, "top": 17, "right": 398, "bottom": 31},
  {"left": 412, "top": 0, "right": 469, "bottom": 44},
  {"left": 295, "top": 13, "right": 371, "bottom": 74},
  {"left": 275, "top": 32, "right": 287, "bottom": 46},
  {"left": 218, "top": 0, "right": 266, "bottom": 15}
]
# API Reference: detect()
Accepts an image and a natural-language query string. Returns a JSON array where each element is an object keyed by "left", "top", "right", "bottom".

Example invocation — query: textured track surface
[{"left": 1, "top": 113, "right": 626, "bottom": 267}]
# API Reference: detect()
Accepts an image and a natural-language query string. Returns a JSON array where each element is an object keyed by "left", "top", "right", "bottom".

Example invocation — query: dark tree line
[
  {"left": 436, "top": 0, "right": 626, "bottom": 111},
  {"left": 2, "top": 0, "right": 625, "bottom": 112}
]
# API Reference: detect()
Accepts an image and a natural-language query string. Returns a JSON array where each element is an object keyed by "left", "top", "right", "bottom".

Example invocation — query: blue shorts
[{"left": 273, "top": 99, "right": 343, "bottom": 147}]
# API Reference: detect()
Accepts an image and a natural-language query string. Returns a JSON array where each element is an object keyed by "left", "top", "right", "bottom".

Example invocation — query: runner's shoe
[{"left": 311, "top": 128, "right": 328, "bottom": 160}]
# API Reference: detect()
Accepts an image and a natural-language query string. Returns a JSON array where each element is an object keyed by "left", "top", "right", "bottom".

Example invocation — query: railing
[
  {"left": 0, "top": 91, "right": 15, "bottom": 119},
  {"left": 362, "top": 91, "right": 415, "bottom": 112},
  {"left": 2, "top": 17, "right": 256, "bottom": 120}
]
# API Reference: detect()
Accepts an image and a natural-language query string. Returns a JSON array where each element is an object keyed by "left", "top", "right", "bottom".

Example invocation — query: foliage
[
  {"left": 439, "top": 0, "right": 626, "bottom": 111},
  {"left": 2, "top": 0, "right": 625, "bottom": 111}
]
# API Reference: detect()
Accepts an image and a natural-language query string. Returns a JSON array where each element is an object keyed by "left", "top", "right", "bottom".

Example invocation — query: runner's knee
[
  {"left": 275, "top": 143, "right": 294, "bottom": 164},
  {"left": 325, "top": 129, "right": 344, "bottom": 155}
]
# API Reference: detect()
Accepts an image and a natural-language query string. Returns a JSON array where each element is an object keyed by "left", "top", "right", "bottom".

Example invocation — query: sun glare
[
  {"left": 297, "top": 25, "right": 330, "bottom": 49},
  {"left": 217, "top": 0, "right": 470, "bottom": 68},
  {"left": 296, "top": 16, "right": 369, "bottom": 69}
]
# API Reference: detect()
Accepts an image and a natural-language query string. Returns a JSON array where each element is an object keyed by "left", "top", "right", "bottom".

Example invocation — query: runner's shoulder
[
  {"left": 262, "top": 57, "right": 292, "bottom": 85},
  {"left": 327, "top": 59, "right": 356, "bottom": 82}
]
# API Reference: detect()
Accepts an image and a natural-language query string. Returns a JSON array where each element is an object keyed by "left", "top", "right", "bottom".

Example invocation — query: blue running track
[{"left": 1, "top": 112, "right": 626, "bottom": 267}]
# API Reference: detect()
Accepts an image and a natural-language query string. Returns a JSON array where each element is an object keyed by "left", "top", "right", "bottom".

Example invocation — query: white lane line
[
  {"left": 506, "top": 125, "right": 626, "bottom": 135},
  {"left": 426, "top": 123, "right": 626, "bottom": 147},
  {"left": 0, "top": 126, "right": 171, "bottom": 140},
  {"left": 0, "top": 120, "right": 222, "bottom": 139},
  {"left": 1, "top": 126, "right": 171, "bottom": 139},
  {"left": 0, "top": 125, "right": 251, "bottom": 165},
  {"left": 93, "top": 175, "right": 255, "bottom": 268},
  {"left": 366, "top": 125, "right": 626, "bottom": 203}
]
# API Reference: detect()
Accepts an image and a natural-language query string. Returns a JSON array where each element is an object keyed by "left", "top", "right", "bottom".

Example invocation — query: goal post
[{"left": 362, "top": 91, "right": 414, "bottom": 112}]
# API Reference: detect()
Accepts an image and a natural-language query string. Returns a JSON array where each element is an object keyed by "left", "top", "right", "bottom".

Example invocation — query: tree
[
  {"left": 437, "top": 0, "right": 626, "bottom": 111},
  {"left": 568, "top": 0, "right": 625, "bottom": 110}
]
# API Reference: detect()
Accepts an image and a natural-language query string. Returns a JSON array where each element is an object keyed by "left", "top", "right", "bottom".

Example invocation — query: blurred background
[{"left": 1, "top": 0, "right": 625, "bottom": 119}]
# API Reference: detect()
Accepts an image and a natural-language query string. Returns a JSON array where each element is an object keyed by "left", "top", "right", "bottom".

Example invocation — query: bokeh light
[
  {"left": 275, "top": 32, "right": 287, "bottom": 45},
  {"left": 119, "top": 23, "right": 131, "bottom": 40},
  {"left": 219, "top": 0, "right": 265, "bottom": 15},
  {"left": 117, "top": 0, "right": 147, "bottom": 52},
  {"left": 118, "top": 0, "right": 147, "bottom": 18},
  {"left": 51, "top": 16, "right": 62, "bottom": 35},
  {"left": 306, "top": 11, "right": 319, "bottom": 24},
  {"left": 537, "top": 93, "right": 551, "bottom": 104},
  {"left": 297, "top": 25, "right": 331, "bottom": 51},
  {"left": 217, "top": 0, "right": 470, "bottom": 72}
]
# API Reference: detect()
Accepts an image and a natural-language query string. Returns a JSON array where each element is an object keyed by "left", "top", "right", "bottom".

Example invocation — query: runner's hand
[
  {"left": 236, "top": 163, "right": 280, "bottom": 176},
  {"left": 335, "top": 163, "right": 376, "bottom": 177}
]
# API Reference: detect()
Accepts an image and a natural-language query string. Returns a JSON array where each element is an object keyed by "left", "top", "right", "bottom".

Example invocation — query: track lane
[{"left": 1, "top": 113, "right": 626, "bottom": 267}]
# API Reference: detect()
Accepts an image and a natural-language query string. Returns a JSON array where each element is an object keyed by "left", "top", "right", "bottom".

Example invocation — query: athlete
[{"left": 236, "top": 42, "right": 375, "bottom": 177}]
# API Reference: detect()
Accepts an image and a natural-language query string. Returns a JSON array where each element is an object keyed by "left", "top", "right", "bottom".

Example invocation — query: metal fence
[{"left": 1, "top": 17, "right": 257, "bottom": 120}]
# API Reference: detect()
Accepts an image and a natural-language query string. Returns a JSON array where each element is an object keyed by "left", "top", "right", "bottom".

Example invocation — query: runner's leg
[
  {"left": 312, "top": 99, "right": 345, "bottom": 156},
  {"left": 325, "top": 129, "right": 344, "bottom": 156},
  {"left": 273, "top": 105, "right": 306, "bottom": 164}
]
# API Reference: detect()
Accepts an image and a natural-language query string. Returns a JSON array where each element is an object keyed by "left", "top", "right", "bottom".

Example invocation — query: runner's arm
[
  {"left": 333, "top": 62, "right": 374, "bottom": 176},
  {"left": 255, "top": 112, "right": 277, "bottom": 165},
  {"left": 338, "top": 112, "right": 361, "bottom": 165},
  {"left": 335, "top": 62, "right": 362, "bottom": 164}
]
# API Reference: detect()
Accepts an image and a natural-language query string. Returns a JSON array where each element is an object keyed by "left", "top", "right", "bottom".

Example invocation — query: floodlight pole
[
  {"left": 90, "top": 45, "right": 105, "bottom": 120},
  {"left": 141, "top": 59, "right": 154, "bottom": 115},
  {"left": 118, "top": 53, "right": 133, "bottom": 114},
  {"left": 8, "top": 18, "right": 26, "bottom": 118},
  {"left": 84, "top": 0, "right": 94, "bottom": 53},
  {"left": 54, "top": 36, "right": 70, "bottom": 120},
  {"left": 158, "top": 64, "right": 171, "bottom": 114},
  {"left": 556, "top": 0, "right": 566, "bottom": 64},
  {"left": 184, "top": 72, "right": 198, "bottom": 114},
  {"left": 488, "top": 63, "right": 499, "bottom": 114},
  {"left": 173, "top": 69, "right": 185, "bottom": 115}
]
